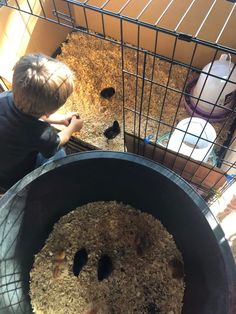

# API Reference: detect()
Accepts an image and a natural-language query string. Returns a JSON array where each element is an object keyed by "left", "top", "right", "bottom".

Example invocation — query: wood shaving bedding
[{"left": 30, "top": 201, "right": 185, "bottom": 314}]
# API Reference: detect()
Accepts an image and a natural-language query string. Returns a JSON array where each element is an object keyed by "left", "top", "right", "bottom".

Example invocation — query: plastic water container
[
  {"left": 168, "top": 117, "right": 216, "bottom": 162},
  {"left": 185, "top": 54, "right": 236, "bottom": 121}
]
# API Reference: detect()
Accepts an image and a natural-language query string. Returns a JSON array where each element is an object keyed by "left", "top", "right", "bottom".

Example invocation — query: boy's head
[{"left": 12, "top": 53, "right": 74, "bottom": 117}]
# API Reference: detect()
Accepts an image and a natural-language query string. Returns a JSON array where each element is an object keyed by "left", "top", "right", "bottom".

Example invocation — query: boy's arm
[
  {"left": 58, "top": 116, "right": 83, "bottom": 146},
  {"left": 41, "top": 112, "right": 79, "bottom": 126}
]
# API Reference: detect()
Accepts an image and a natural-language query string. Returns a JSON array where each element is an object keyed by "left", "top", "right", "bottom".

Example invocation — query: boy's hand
[
  {"left": 62, "top": 112, "right": 80, "bottom": 126},
  {"left": 69, "top": 115, "right": 83, "bottom": 132},
  {"left": 58, "top": 115, "right": 83, "bottom": 146}
]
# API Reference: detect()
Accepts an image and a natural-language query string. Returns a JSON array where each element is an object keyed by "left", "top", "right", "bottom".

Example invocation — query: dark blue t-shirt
[{"left": 0, "top": 91, "right": 60, "bottom": 189}]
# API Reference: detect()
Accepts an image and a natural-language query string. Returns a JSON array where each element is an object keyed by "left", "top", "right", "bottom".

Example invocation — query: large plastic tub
[{"left": 0, "top": 151, "right": 235, "bottom": 314}]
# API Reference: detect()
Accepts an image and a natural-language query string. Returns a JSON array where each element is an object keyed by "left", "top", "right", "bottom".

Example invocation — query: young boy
[{"left": 0, "top": 53, "right": 83, "bottom": 190}]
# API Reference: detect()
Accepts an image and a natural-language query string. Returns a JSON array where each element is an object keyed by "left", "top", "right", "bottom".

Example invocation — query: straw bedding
[{"left": 56, "top": 32, "right": 233, "bottom": 153}]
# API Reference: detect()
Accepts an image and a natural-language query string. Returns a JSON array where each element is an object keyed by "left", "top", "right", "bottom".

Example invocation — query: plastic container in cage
[
  {"left": 184, "top": 54, "right": 236, "bottom": 122},
  {"left": 167, "top": 117, "right": 216, "bottom": 162}
]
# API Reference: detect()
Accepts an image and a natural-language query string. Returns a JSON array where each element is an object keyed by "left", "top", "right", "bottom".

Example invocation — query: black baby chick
[
  {"left": 100, "top": 87, "right": 115, "bottom": 99},
  {"left": 104, "top": 120, "right": 121, "bottom": 140},
  {"left": 72, "top": 248, "right": 88, "bottom": 277},
  {"left": 97, "top": 254, "right": 113, "bottom": 281}
]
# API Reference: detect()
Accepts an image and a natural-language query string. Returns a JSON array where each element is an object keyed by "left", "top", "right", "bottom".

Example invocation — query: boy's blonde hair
[{"left": 12, "top": 53, "right": 74, "bottom": 117}]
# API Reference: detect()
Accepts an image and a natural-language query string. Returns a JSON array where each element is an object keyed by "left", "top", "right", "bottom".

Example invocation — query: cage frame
[{"left": 0, "top": 0, "right": 236, "bottom": 202}]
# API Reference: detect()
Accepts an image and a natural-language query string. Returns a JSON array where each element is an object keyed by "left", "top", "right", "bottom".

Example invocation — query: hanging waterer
[{"left": 184, "top": 54, "right": 236, "bottom": 122}]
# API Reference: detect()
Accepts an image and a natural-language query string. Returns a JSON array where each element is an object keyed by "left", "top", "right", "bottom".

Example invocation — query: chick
[
  {"left": 73, "top": 248, "right": 88, "bottom": 276},
  {"left": 100, "top": 87, "right": 115, "bottom": 99},
  {"left": 97, "top": 254, "right": 113, "bottom": 281},
  {"left": 103, "top": 120, "right": 120, "bottom": 140}
]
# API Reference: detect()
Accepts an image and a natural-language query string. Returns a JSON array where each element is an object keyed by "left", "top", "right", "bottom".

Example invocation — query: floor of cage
[{"left": 55, "top": 31, "right": 235, "bottom": 157}]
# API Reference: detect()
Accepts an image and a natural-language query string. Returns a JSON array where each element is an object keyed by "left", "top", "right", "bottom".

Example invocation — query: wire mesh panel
[
  {"left": 1, "top": 0, "right": 236, "bottom": 201},
  {"left": 120, "top": 28, "right": 236, "bottom": 200}
]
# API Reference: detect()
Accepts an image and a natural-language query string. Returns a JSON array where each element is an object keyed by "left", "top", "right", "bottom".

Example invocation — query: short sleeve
[{"left": 37, "top": 126, "right": 60, "bottom": 158}]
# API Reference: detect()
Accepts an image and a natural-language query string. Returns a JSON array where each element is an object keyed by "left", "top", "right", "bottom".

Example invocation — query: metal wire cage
[{"left": 0, "top": 0, "right": 236, "bottom": 202}]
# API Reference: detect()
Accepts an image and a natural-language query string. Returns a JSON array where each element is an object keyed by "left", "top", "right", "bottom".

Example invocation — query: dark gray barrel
[{"left": 0, "top": 151, "right": 235, "bottom": 314}]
